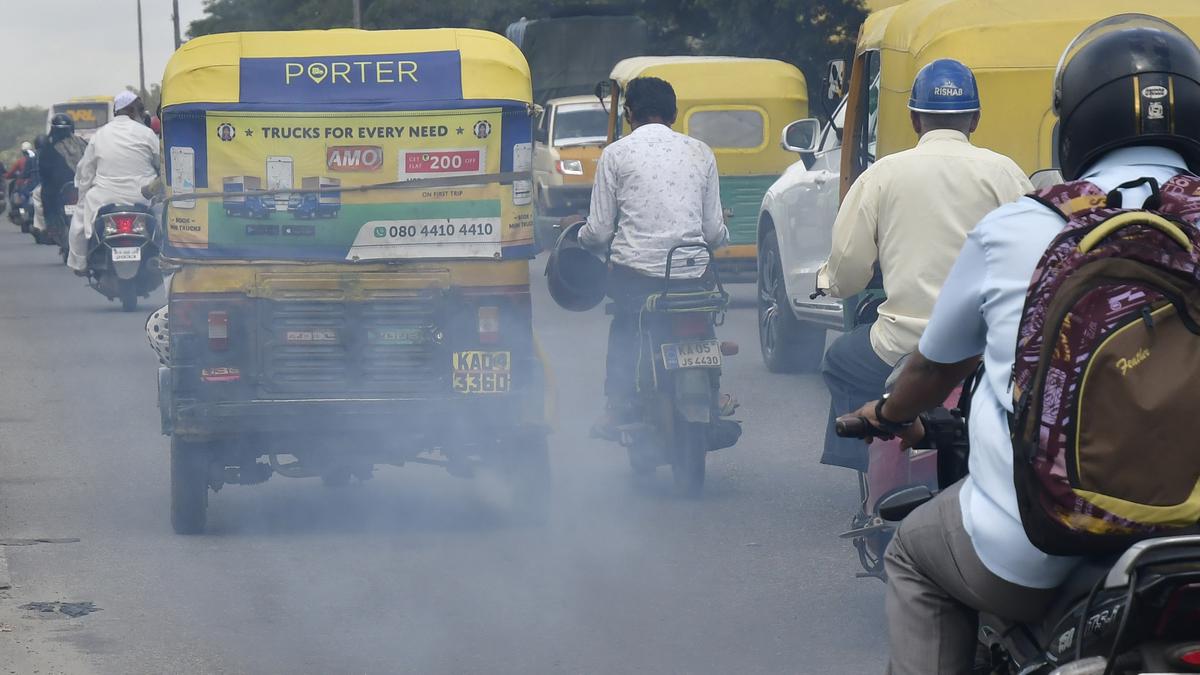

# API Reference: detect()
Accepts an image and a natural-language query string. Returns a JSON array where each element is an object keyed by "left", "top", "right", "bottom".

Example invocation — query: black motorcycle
[
  {"left": 837, "top": 377, "right": 1200, "bottom": 675},
  {"left": 609, "top": 244, "right": 741, "bottom": 497},
  {"left": 86, "top": 204, "right": 163, "bottom": 311}
]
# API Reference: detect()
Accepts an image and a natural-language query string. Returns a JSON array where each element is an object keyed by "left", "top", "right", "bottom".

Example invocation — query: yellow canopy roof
[
  {"left": 866, "top": 0, "right": 1200, "bottom": 68},
  {"left": 162, "top": 28, "right": 531, "bottom": 108},
  {"left": 609, "top": 56, "right": 807, "bottom": 105}
]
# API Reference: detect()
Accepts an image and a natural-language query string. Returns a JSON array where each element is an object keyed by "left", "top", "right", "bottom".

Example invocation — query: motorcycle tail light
[
  {"left": 478, "top": 306, "right": 500, "bottom": 344},
  {"left": 111, "top": 214, "right": 137, "bottom": 235},
  {"left": 1173, "top": 644, "right": 1200, "bottom": 667},
  {"left": 671, "top": 313, "right": 710, "bottom": 338},
  {"left": 208, "top": 311, "right": 229, "bottom": 351}
]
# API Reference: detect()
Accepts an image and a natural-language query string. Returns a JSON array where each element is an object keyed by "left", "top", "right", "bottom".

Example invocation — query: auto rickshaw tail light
[
  {"left": 478, "top": 306, "right": 500, "bottom": 344},
  {"left": 208, "top": 311, "right": 229, "bottom": 351}
]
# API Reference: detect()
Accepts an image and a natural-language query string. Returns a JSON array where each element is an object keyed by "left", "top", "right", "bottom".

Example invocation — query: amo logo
[{"left": 327, "top": 146, "right": 384, "bottom": 172}]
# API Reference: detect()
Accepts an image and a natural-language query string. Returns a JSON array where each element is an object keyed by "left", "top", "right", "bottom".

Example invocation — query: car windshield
[
  {"left": 553, "top": 105, "right": 608, "bottom": 146},
  {"left": 52, "top": 102, "right": 109, "bottom": 130}
]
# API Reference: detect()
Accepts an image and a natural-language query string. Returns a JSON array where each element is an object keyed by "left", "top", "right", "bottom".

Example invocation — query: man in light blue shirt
[{"left": 845, "top": 16, "right": 1200, "bottom": 674}]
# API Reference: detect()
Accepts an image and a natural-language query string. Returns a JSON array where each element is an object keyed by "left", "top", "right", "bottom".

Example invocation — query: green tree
[{"left": 188, "top": 0, "right": 866, "bottom": 109}]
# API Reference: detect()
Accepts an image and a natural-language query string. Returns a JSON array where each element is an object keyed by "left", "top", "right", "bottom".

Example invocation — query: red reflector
[
  {"left": 720, "top": 341, "right": 739, "bottom": 356},
  {"left": 208, "top": 311, "right": 229, "bottom": 351},
  {"left": 1181, "top": 649, "right": 1200, "bottom": 666},
  {"left": 478, "top": 306, "right": 500, "bottom": 344},
  {"left": 112, "top": 214, "right": 137, "bottom": 234},
  {"left": 672, "top": 314, "right": 710, "bottom": 338}
]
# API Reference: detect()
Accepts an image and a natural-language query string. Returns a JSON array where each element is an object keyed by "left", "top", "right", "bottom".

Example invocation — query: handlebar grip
[{"left": 835, "top": 416, "right": 871, "bottom": 439}]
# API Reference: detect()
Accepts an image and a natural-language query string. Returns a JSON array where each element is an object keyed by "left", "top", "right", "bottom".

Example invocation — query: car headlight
[{"left": 556, "top": 160, "right": 584, "bottom": 176}]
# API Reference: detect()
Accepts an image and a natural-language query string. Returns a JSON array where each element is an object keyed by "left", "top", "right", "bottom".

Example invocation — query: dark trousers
[
  {"left": 819, "top": 324, "right": 893, "bottom": 471},
  {"left": 604, "top": 265, "right": 708, "bottom": 407}
]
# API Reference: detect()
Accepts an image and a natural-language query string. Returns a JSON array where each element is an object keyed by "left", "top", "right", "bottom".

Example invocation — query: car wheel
[
  {"left": 758, "top": 229, "right": 826, "bottom": 373},
  {"left": 170, "top": 436, "right": 212, "bottom": 535}
]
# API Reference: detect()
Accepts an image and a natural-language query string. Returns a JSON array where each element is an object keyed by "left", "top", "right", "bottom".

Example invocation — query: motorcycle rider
[
  {"left": 817, "top": 59, "right": 1032, "bottom": 473},
  {"left": 67, "top": 90, "right": 159, "bottom": 274},
  {"left": 577, "top": 76, "right": 729, "bottom": 437},
  {"left": 38, "top": 113, "right": 88, "bottom": 239},
  {"left": 4, "top": 141, "right": 35, "bottom": 182},
  {"left": 845, "top": 15, "right": 1200, "bottom": 674}
]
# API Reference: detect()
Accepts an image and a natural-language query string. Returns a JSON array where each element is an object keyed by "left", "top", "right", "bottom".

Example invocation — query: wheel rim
[{"left": 758, "top": 247, "right": 782, "bottom": 356}]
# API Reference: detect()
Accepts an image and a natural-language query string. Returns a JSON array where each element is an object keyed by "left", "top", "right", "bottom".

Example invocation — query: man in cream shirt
[{"left": 817, "top": 59, "right": 1031, "bottom": 472}]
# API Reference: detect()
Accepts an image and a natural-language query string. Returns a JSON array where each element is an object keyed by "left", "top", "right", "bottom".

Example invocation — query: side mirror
[
  {"left": 877, "top": 485, "right": 934, "bottom": 522},
  {"left": 594, "top": 80, "right": 613, "bottom": 107},
  {"left": 781, "top": 118, "right": 821, "bottom": 154},
  {"left": 825, "top": 59, "right": 847, "bottom": 103},
  {"left": 1030, "top": 168, "right": 1064, "bottom": 190}
]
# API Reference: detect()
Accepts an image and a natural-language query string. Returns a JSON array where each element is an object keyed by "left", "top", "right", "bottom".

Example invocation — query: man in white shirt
[
  {"left": 579, "top": 76, "right": 729, "bottom": 435},
  {"left": 68, "top": 90, "right": 160, "bottom": 273},
  {"left": 845, "top": 16, "right": 1200, "bottom": 673},
  {"left": 817, "top": 59, "right": 1031, "bottom": 472}
]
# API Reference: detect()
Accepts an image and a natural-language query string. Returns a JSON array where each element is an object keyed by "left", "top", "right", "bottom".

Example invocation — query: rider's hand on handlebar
[{"left": 848, "top": 400, "right": 926, "bottom": 449}]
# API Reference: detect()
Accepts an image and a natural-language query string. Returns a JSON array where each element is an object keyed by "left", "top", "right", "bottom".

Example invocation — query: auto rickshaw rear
[
  {"left": 157, "top": 28, "right": 551, "bottom": 533},
  {"left": 604, "top": 56, "right": 808, "bottom": 281}
]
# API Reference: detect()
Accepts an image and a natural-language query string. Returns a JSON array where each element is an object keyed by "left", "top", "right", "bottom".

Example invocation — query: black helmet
[
  {"left": 1055, "top": 14, "right": 1200, "bottom": 180},
  {"left": 545, "top": 221, "right": 607, "bottom": 312},
  {"left": 49, "top": 113, "right": 74, "bottom": 139}
]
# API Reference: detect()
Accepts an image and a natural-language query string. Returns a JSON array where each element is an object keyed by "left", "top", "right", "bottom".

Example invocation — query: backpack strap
[{"left": 1026, "top": 180, "right": 1108, "bottom": 222}]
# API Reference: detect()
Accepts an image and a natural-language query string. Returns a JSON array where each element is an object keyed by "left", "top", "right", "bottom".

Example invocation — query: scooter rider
[
  {"left": 67, "top": 90, "right": 159, "bottom": 274},
  {"left": 577, "top": 76, "right": 730, "bottom": 437},
  {"left": 816, "top": 59, "right": 1032, "bottom": 474},
  {"left": 38, "top": 114, "right": 87, "bottom": 237},
  {"left": 846, "top": 15, "right": 1200, "bottom": 674}
]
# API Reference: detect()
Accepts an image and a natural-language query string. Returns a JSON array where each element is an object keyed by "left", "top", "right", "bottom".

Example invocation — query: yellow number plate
[{"left": 452, "top": 351, "right": 511, "bottom": 394}]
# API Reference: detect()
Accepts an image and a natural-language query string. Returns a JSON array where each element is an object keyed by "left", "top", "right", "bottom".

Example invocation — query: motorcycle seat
[{"left": 96, "top": 203, "right": 153, "bottom": 218}]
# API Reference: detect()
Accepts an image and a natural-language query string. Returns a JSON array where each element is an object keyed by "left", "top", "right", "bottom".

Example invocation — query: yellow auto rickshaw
[
  {"left": 157, "top": 28, "right": 551, "bottom": 533},
  {"left": 603, "top": 56, "right": 808, "bottom": 280},
  {"left": 828, "top": 0, "right": 1200, "bottom": 329},
  {"left": 839, "top": 0, "right": 1200, "bottom": 195}
]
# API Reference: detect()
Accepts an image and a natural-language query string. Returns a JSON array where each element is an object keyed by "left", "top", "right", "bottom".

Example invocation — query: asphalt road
[{"left": 0, "top": 227, "right": 886, "bottom": 674}]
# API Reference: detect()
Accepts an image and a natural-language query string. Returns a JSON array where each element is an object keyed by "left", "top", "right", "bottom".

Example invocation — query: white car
[{"left": 755, "top": 87, "right": 878, "bottom": 372}]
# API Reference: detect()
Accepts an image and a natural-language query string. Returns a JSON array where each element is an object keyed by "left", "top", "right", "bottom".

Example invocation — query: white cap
[
  {"left": 113, "top": 90, "right": 139, "bottom": 112},
  {"left": 20, "top": 141, "right": 32, "bottom": 151}
]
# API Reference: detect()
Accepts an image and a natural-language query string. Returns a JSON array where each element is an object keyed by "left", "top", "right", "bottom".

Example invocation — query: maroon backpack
[{"left": 1010, "top": 174, "right": 1200, "bottom": 555}]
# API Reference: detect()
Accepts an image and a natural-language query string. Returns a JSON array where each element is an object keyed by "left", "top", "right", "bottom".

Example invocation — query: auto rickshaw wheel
[
  {"left": 170, "top": 436, "right": 212, "bottom": 535},
  {"left": 505, "top": 432, "right": 550, "bottom": 523}
]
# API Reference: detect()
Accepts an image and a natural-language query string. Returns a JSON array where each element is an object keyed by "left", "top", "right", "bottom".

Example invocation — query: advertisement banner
[{"left": 165, "top": 107, "right": 533, "bottom": 261}]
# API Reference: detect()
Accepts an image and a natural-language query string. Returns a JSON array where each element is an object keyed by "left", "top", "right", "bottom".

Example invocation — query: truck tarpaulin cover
[
  {"left": 509, "top": 16, "right": 648, "bottom": 104},
  {"left": 159, "top": 31, "right": 537, "bottom": 263}
]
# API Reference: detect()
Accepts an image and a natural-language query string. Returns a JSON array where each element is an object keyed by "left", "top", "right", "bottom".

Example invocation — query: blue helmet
[{"left": 908, "top": 59, "right": 980, "bottom": 113}]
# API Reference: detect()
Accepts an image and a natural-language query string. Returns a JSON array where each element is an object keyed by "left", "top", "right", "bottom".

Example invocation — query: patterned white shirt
[{"left": 580, "top": 123, "right": 728, "bottom": 278}]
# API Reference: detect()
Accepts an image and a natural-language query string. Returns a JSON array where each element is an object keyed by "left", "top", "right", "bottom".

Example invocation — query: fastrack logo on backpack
[
  {"left": 1116, "top": 347, "right": 1150, "bottom": 376},
  {"left": 326, "top": 145, "right": 384, "bottom": 172}
]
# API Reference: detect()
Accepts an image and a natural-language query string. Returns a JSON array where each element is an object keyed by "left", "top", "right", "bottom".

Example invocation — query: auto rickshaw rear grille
[{"left": 259, "top": 295, "right": 445, "bottom": 396}]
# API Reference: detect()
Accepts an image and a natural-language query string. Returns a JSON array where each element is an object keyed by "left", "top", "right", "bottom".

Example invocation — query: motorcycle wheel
[
  {"left": 18, "top": 214, "right": 29, "bottom": 234},
  {"left": 119, "top": 282, "right": 138, "bottom": 312},
  {"left": 170, "top": 437, "right": 212, "bottom": 535},
  {"left": 671, "top": 421, "right": 707, "bottom": 498}
]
